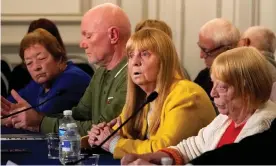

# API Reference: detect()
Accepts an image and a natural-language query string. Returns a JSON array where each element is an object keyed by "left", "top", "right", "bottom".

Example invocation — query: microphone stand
[{"left": 66, "top": 91, "right": 158, "bottom": 165}]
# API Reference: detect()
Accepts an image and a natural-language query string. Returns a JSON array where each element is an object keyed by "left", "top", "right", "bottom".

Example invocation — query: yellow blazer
[{"left": 113, "top": 80, "right": 216, "bottom": 158}]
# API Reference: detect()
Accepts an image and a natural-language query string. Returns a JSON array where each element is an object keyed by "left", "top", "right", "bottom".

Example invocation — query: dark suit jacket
[{"left": 194, "top": 68, "right": 213, "bottom": 101}]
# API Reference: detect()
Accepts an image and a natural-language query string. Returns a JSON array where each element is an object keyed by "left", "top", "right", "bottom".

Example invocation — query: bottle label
[
  {"left": 62, "top": 141, "right": 71, "bottom": 152},
  {"left": 59, "top": 129, "right": 66, "bottom": 137}
]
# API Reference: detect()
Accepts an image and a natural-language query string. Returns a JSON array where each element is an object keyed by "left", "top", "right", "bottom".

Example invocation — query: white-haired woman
[{"left": 122, "top": 46, "right": 276, "bottom": 165}]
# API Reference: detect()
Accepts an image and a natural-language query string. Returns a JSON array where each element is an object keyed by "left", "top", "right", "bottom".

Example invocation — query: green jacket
[{"left": 40, "top": 58, "right": 127, "bottom": 136}]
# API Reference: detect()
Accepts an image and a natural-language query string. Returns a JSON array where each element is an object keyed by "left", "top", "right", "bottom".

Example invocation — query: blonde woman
[
  {"left": 86, "top": 28, "right": 216, "bottom": 158},
  {"left": 121, "top": 46, "right": 276, "bottom": 165}
]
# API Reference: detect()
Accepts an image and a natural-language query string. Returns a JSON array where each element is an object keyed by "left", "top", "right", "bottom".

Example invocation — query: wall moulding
[
  {"left": 1, "top": 15, "right": 82, "bottom": 24},
  {"left": 1, "top": 0, "right": 90, "bottom": 24}
]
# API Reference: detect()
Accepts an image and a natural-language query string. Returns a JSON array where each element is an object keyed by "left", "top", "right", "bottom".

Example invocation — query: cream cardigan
[{"left": 171, "top": 100, "right": 276, "bottom": 162}]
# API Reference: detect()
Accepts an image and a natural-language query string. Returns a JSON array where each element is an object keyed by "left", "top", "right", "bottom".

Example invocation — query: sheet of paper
[{"left": 6, "top": 160, "right": 18, "bottom": 166}]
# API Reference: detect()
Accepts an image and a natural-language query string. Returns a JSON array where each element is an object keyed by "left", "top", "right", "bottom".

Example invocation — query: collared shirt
[{"left": 41, "top": 58, "right": 128, "bottom": 136}]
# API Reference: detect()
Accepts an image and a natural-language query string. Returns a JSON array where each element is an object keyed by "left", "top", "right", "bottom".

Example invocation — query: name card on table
[{"left": 1, "top": 134, "right": 46, "bottom": 140}]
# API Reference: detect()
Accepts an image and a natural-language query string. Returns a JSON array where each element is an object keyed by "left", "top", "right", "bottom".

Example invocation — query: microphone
[
  {"left": 66, "top": 91, "right": 158, "bottom": 165},
  {"left": 1, "top": 89, "right": 67, "bottom": 119}
]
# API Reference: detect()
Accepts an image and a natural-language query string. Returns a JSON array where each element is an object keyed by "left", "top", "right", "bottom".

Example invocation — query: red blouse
[{"left": 216, "top": 120, "right": 246, "bottom": 148}]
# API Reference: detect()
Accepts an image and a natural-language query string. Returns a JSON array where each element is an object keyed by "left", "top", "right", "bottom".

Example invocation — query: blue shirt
[{"left": 8, "top": 61, "right": 91, "bottom": 115}]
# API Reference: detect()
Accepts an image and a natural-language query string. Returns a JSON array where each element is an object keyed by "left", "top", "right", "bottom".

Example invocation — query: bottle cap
[
  {"left": 66, "top": 123, "right": 77, "bottom": 128},
  {"left": 63, "top": 110, "right": 72, "bottom": 116},
  {"left": 161, "top": 157, "right": 173, "bottom": 165}
]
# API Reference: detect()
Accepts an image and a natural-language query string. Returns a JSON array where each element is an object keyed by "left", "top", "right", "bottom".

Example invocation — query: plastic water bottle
[
  {"left": 59, "top": 123, "right": 81, "bottom": 165},
  {"left": 59, "top": 110, "right": 75, "bottom": 138}
]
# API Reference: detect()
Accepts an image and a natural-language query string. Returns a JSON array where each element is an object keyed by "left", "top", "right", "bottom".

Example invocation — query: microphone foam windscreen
[{"left": 146, "top": 91, "right": 158, "bottom": 103}]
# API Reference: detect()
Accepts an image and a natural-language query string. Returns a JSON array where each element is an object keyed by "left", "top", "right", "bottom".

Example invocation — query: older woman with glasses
[
  {"left": 194, "top": 18, "right": 240, "bottom": 101},
  {"left": 121, "top": 47, "right": 276, "bottom": 165}
]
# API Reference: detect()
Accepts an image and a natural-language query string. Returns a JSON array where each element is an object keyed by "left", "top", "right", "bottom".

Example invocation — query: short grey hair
[
  {"left": 241, "top": 26, "right": 276, "bottom": 54},
  {"left": 199, "top": 18, "right": 240, "bottom": 47}
]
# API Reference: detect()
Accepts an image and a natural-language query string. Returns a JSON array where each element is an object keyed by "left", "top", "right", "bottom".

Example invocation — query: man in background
[
  {"left": 238, "top": 26, "right": 276, "bottom": 78},
  {"left": 194, "top": 18, "right": 240, "bottom": 101},
  {"left": 238, "top": 26, "right": 276, "bottom": 102}
]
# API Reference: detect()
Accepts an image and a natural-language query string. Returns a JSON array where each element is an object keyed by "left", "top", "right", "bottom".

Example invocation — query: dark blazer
[{"left": 194, "top": 68, "right": 213, "bottom": 101}]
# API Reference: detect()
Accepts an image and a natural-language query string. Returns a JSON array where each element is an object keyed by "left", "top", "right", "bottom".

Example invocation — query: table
[{"left": 1, "top": 126, "right": 120, "bottom": 165}]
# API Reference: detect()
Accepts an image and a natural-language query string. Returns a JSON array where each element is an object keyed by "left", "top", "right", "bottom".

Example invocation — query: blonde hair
[
  {"left": 241, "top": 26, "right": 276, "bottom": 54},
  {"left": 135, "top": 19, "right": 173, "bottom": 39},
  {"left": 124, "top": 28, "right": 185, "bottom": 138},
  {"left": 211, "top": 47, "right": 272, "bottom": 110},
  {"left": 199, "top": 18, "right": 240, "bottom": 47}
]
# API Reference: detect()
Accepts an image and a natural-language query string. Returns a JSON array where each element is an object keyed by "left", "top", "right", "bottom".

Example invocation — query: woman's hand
[
  {"left": 2, "top": 90, "right": 43, "bottom": 131},
  {"left": 88, "top": 118, "right": 121, "bottom": 151},
  {"left": 1, "top": 90, "right": 33, "bottom": 128},
  {"left": 121, "top": 153, "right": 157, "bottom": 165},
  {"left": 1, "top": 117, "right": 13, "bottom": 127},
  {"left": 88, "top": 122, "right": 108, "bottom": 147},
  {"left": 121, "top": 153, "right": 142, "bottom": 165},
  {"left": 11, "top": 107, "right": 43, "bottom": 131},
  {"left": 1, "top": 90, "right": 31, "bottom": 116},
  {"left": 127, "top": 158, "right": 156, "bottom": 165},
  {"left": 121, "top": 152, "right": 170, "bottom": 165},
  {"left": 1, "top": 96, "right": 15, "bottom": 116}
]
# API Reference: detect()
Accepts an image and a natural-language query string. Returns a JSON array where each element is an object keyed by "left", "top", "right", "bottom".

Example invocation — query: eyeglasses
[{"left": 197, "top": 43, "right": 231, "bottom": 57}]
